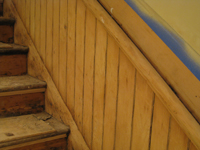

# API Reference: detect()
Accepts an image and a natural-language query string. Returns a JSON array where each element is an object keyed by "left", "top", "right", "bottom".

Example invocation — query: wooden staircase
[{"left": 0, "top": 1, "right": 70, "bottom": 149}]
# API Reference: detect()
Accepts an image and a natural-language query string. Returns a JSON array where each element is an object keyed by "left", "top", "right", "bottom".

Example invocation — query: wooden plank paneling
[
  {"left": 66, "top": 0, "right": 76, "bottom": 117},
  {"left": 40, "top": 0, "right": 46, "bottom": 62},
  {"left": 150, "top": 96, "right": 170, "bottom": 150},
  {"left": 46, "top": 0, "right": 53, "bottom": 75},
  {"left": 59, "top": 0, "right": 67, "bottom": 100},
  {"left": 52, "top": 0, "right": 59, "bottom": 87},
  {"left": 115, "top": 51, "right": 135, "bottom": 150},
  {"left": 92, "top": 20, "right": 107, "bottom": 150},
  {"left": 98, "top": 0, "right": 200, "bottom": 124},
  {"left": 82, "top": 8, "right": 96, "bottom": 149},
  {"left": 12, "top": 1, "right": 199, "bottom": 150},
  {"left": 25, "top": 0, "right": 30, "bottom": 32},
  {"left": 74, "top": 0, "right": 86, "bottom": 133},
  {"left": 168, "top": 118, "right": 189, "bottom": 150},
  {"left": 102, "top": 35, "right": 119, "bottom": 150},
  {"left": 30, "top": 0, "right": 35, "bottom": 42},
  {"left": 35, "top": 0, "right": 40, "bottom": 51},
  {"left": 131, "top": 72, "right": 154, "bottom": 150}
]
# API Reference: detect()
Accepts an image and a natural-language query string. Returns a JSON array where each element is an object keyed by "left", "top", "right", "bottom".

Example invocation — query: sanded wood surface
[
  {"left": 0, "top": 92, "right": 45, "bottom": 117},
  {"left": 0, "top": 54, "right": 27, "bottom": 76},
  {"left": 0, "top": 112, "right": 70, "bottom": 148},
  {"left": 0, "top": 43, "right": 28, "bottom": 54},
  {"left": 0, "top": 75, "right": 46, "bottom": 92},
  {"left": 0, "top": 3, "right": 3, "bottom": 16}
]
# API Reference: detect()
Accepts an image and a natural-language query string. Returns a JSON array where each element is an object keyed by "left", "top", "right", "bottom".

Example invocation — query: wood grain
[
  {"left": 6, "top": 0, "right": 89, "bottom": 149},
  {"left": 0, "top": 54, "right": 26, "bottom": 76},
  {"left": 82, "top": 8, "right": 96, "bottom": 149},
  {"left": 74, "top": 0, "right": 86, "bottom": 134},
  {"left": 0, "top": 25, "right": 14, "bottom": 43},
  {"left": 66, "top": 0, "right": 76, "bottom": 117},
  {"left": 8, "top": 136, "right": 67, "bottom": 150},
  {"left": 150, "top": 96, "right": 170, "bottom": 150},
  {"left": 92, "top": 20, "right": 107, "bottom": 150},
  {"left": 131, "top": 72, "right": 154, "bottom": 150},
  {"left": 102, "top": 35, "right": 119, "bottom": 150},
  {"left": 81, "top": 1, "right": 200, "bottom": 149},
  {"left": 0, "top": 92, "right": 44, "bottom": 117},
  {"left": 115, "top": 51, "right": 135, "bottom": 150}
]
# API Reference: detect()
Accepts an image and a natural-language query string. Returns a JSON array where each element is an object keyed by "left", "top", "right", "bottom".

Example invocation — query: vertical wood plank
[
  {"left": 74, "top": 0, "right": 86, "bottom": 133},
  {"left": 40, "top": 0, "right": 46, "bottom": 62},
  {"left": 131, "top": 72, "right": 154, "bottom": 150},
  {"left": 102, "top": 35, "right": 120, "bottom": 150},
  {"left": 20, "top": 0, "right": 26, "bottom": 24},
  {"left": 168, "top": 118, "right": 189, "bottom": 150},
  {"left": 150, "top": 96, "right": 170, "bottom": 150},
  {"left": 82, "top": 9, "right": 96, "bottom": 149},
  {"left": 46, "top": 0, "right": 53, "bottom": 75},
  {"left": 25, "top": 0, "right": 30, "bottom": 32},
  {"left": 30, "top": 0, "right": 35, "bottom": 41},
  {"left": 59, "top": 0, "right": 67, "bottom": 100},
  {"left": 52, "top": 0, "right": 60, "bottom": 87},
  {"left": 115, "top": 51, "right": 136, "bottom": 150},
  {"left": 35, "top": 0, "right": 41, "bottom": 51},
  {"left": 92, "top": 20, "right": 107, "bottom": 150},
  {"left": 66, "top": 0, "right": 76, "bottom": 116}
]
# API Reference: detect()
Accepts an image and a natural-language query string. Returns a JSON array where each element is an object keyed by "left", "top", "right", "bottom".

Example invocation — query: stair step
[
  {"left": 0, "top": 112, "right": 70, "bottom": 149},
  {"left": 0, "top": 43, "right": 28, "bottom": 77},
  {"left": 0, "top": 75, "right": 46, "bottom": 93},
  {"left": 0, "top": 17, "right": 15, "bottom": 43},
  {"left": 0, "top": 75, "right": 46, "bottom": 117}
]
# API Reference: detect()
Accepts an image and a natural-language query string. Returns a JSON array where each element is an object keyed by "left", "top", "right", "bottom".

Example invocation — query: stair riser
[
  {"left": 0, "top": 54, "right": 27, "bottom": 77},
  {"left": 0, "top": 92, "right": 45, "bottom": 117},
  {"left": 0, "top": 3, "right": 2, "bottom": 16},
  {"left": 0, "top": 24, "right": 14, "bottom": 43},
  {"left": 9, "top": 138, "right": 68, "bottom": 150}
]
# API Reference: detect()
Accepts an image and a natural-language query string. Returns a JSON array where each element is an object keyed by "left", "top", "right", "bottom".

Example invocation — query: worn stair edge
[
  {"left": 0, "top": 17, "right": 15, "bottom": 25},
  {"left": 0, "top": 112, "right": 70, "bottom": 148},
  {"left": 0, "top": 75, "right": 47, "bottom": 93},
  {"left": 0, "top": 43, "right": 28, "bottom": 54}
]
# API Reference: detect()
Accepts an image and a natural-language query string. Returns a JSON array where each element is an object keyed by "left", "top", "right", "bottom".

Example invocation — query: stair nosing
[
  {"left": 0, "top": 44, "right": 29, "bottom": 55},
  {"left": 0, "top": 17, "right": 15, "bottom": 25},
  {"left": 0, "top": 75, "right": 47, "bottom": 93}
]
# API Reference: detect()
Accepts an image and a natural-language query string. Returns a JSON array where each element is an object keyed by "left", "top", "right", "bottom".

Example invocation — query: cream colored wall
[{"left": 144, "top": 0, "right": 200, "bottom": 56}]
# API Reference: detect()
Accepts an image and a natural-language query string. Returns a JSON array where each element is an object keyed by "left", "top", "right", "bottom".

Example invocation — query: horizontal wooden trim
[
  {"left": 2, "top": 134, "right": 67, "bottom": 150},
  {"left": 0, "top": 88, "right": 46, "bottom": 97},
  {"left": 81, "top": 0, "right": 200, "bottom": 149}
]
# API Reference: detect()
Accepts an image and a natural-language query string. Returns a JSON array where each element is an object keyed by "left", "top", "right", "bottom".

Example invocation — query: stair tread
[
  {"left": 0, "top": 112, "right": 70, "bottom": 148},
  {"left": 0, "top": 43, "right": 28, "bottom": 54},
  {"left": 0, "top": 75, "right": 46, "bottom": 93},
  {"left": 0, "top": 17, "right": 15, "bottom": 25}
]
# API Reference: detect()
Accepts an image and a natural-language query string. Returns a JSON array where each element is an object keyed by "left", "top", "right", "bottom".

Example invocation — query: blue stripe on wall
[{"left": 125, "top": 0, "right": 200, "bottom": 80}]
